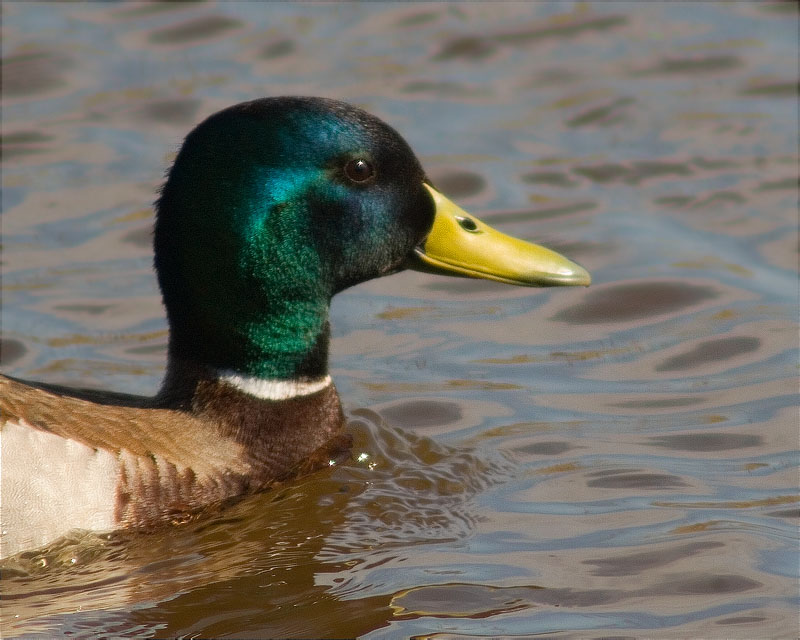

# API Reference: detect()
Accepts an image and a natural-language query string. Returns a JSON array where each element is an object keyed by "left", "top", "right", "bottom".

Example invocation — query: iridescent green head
[
  {"left": 155, "top": 97, "right": 433, "bottom": 379},
  {"left": 154, "top": 97, "right": 589, "bottom": 381}
]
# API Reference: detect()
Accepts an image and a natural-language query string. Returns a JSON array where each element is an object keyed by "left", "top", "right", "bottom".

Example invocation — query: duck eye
[
  {"left": 456, "top": 216, "right": 480, "bottom": 233},
  {"left": 344, "top": 158, "right": 375, "bottom": 183}
]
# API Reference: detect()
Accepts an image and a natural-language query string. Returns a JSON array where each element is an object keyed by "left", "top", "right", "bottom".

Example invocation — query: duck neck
[
  {"left": 163, "top": 302, "right": 332, "bottom": 400},
  {"left": 214, "top": 370, "right": 333, "bottom": 401},
  {"left": 155, "top": 180, "right": 337, "bottom": 386},
  {"left": 155, "top": 355, "right": 349, "bottom": 484}
]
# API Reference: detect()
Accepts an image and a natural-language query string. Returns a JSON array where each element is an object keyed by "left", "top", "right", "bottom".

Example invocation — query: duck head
[{"left": 154, "top": 97, "right": 589, "bottom": 381}]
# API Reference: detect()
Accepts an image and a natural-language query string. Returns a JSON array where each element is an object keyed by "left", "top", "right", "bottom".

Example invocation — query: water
[{"left": 2, "top": 2, "right": 797, "bottom": 638}]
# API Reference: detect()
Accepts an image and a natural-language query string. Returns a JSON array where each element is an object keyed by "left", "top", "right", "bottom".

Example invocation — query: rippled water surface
[{"left": 2, "top": 2, "right": 798, "bottom": 638}]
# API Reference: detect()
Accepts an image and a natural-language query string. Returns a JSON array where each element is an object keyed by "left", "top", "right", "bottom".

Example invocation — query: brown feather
[{"left": 0, "top": 365, "right": 350, "bottom": 532}]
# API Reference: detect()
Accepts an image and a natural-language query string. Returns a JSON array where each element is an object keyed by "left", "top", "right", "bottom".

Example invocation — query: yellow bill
[{"left": 408, "top": 184, "right": 591, "bottom": 287}]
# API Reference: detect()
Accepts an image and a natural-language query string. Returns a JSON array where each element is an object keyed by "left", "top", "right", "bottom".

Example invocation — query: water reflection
[{"left": 553, "top": 281, "right": 718, "bottom": 324}]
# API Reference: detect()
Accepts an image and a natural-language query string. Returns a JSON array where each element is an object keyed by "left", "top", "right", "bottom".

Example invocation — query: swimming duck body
[{"left": 0, "top": 97, "right": 589, "bottom": 559}]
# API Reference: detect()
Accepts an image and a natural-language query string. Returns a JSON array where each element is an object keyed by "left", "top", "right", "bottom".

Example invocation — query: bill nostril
[{"left": 455, "top": 216, "right": 480, "bottom": 233}]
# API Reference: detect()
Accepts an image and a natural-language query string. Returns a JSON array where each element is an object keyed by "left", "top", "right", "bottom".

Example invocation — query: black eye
[{"left": 344, "top": 158, "right": 375, "bottom": 183}]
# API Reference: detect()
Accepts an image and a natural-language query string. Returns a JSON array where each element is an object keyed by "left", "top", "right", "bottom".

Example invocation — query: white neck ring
[{"left": 217, "top": 371, "right": 332, "bottom": 401}]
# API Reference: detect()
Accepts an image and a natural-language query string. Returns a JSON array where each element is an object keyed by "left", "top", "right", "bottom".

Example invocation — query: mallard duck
[{"left": 0, "top": 97, "right": 589, "bottom": 559}]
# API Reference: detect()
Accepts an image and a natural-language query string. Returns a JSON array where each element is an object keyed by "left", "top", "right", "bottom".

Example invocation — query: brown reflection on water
[
  {"left": 1, "top": 126, "right": 118, "bottom": 173},
  {"left": 765, "top": 508, "right": 799, "bottom": 519},
  {"left": 146, "top": 15, "right": 244, "bottom": 46},
  {"left": 632, "top": 54, "right": 743, "bottom": 76},
  {"left": 565, "top": 96, "right": 636, "bottom": 129},
  {"left": 0, "top": 130, "right": 55, "bottom": 161},
  {"left": 541, "top": 378, "right": 794, "bottom": 417},
  {"left": 333, "top": 329, "right": 447, "bottom": 360},
  {"left": 378, "top": 400, "right": 463, "bottom": 429},
  {"left": 372, "top": 396, "right": 515, "bottom": 439},
  {"left": 0, "top": 338, "right": 28, "bottom": 367},
  {"left": 656, "top": 336, "right": 761, "bottom": 371},
  {"left": 758, "top": 227, "right": 799, "bottom": 272},
  {"left": 582, "top": 541, "right": 724, "bottom": 576},
  {"left": 574, "top": 160, "right": 693, "bottom": 184},
  {"left": 522, "top": 169, "right": 580, "bottom": 188},
  {"left": 437, "top": 277, "right": 756, "bottom": 348},
  {"left": 400, "top": 80, "right": 493, "bottom": 102},
  {"left": 740, "top": 78, "right": 799, "bottom": 97},
  {"left": 611, "top": 396, "right": 705, "bottom": 409},
  {"left": 584, "top": 319, "right": 792, "bottom": 382},
  {"left": 649, "top": 573, "right": 762, "bottom": 597},
  {"left": 133, "top": 98, "right": 202, "bottom": 126},
  {"left": 257, "top": 37, "right": 296, "bottom": 60},
  {"left": 652, "top": 157, "right": 795, "bottom": 239},
  {"left": 552, "top": 281, "right": 717, "bottom": 324},
  {"left": 109, "top": 1, "right": 202, "bottom": 20},
  {"left": 717, "top": 614, "right": 768, "bottom": 625},
  {"left": 433, "top": 12, "right": 628, "bottom": 63},
  {"left": 585, "top": 468, "right": 688, "bottom": 490},
  {"left": 120, "top": 225, "right": 154, "bottom": 249},
  {"left": 34, "top": 298, "right": 163, "bottom": 335},
  {"left": 390, "top": 572, "right": 760, "bottom": 619},
  {"left": 428, "top": 169, "right": 488, "bottom": 200},
  {"left": 487, "top": 200, "right": 598, "bottom": 224},
  {"left": 646, "top": 432, "right": 763, "bottom": 452},
  {"left": 1, "top": 49, "right": 74, "bottom": 99},
  {"left": 3, "top": 182, "right": 153, "bottom": 232},
  {"left": 515, "top": 440, "right": 576, "bottom": 456}
]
